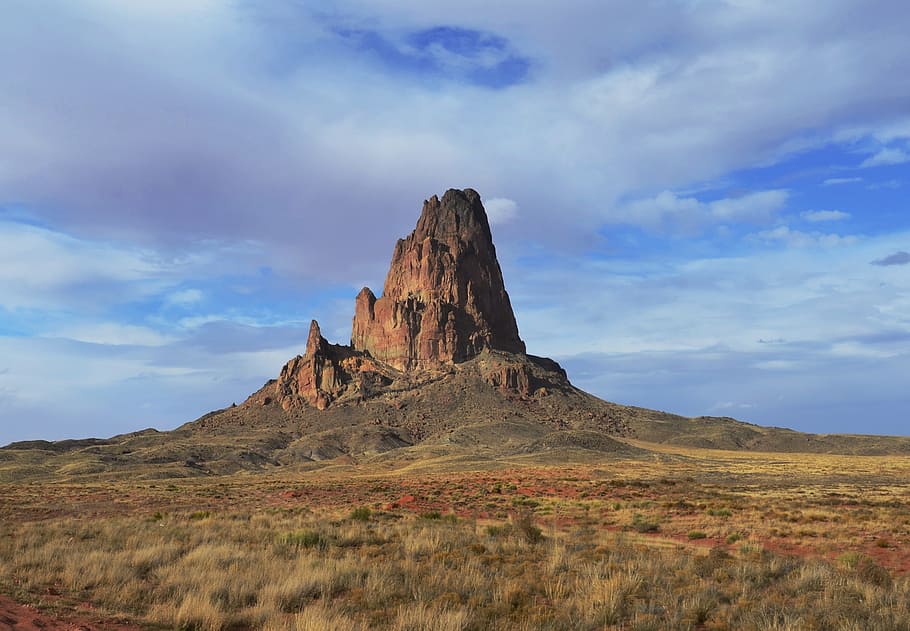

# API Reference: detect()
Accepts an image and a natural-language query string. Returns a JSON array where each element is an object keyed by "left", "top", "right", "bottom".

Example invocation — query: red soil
[{"left": 0, "top": 595, "right": 143, "bottom": 631}]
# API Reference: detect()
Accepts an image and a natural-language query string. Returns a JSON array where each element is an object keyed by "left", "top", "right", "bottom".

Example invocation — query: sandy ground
[{"left": 0, "top": 596, "right": 143, "bottom": 631}]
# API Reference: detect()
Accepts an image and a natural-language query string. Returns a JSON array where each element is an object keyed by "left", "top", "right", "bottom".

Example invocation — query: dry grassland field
[{"left": 2, "top": 445, "right": 910, "bottom": 630}]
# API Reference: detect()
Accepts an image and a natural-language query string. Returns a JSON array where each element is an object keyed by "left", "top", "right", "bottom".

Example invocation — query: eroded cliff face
[
  {"left": 351, "top": 188, "right": 525, "bottom": 371},
  {"left": 276, "top": 321, "right": 391, "bottom": 410}
]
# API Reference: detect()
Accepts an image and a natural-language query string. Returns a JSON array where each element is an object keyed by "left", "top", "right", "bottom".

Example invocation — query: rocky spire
[
  {"left": 276, "top": 320, "right": 340, "bottom": 410},
  {"left": 351, "top": 188, "right": 525, "bottom": 371}
]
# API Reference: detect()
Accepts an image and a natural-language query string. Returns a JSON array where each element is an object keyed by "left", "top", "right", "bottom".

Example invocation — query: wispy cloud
[
  {"left": 800, "top": 210, "right": 850, "bottom": 222},
  {"left": 753, "top": 225, "right": 858, "bottom": 248},
  {"left": 51, "top": 323, "right": 176, "bottom": 347},
  {"left": 871, "top": 251, "right": 910, "bottom": 266},
  {"left": 614, "top": 190, "right": 788, "bottom": 234},
  {"left": 861, "top": 147, "right": 910, "bottom": 168},
  {"left": 0, "top": 220, "right": 165, "bottom": 311},
  {"left": 822, "top": 177, "right": 862, "bottom": 186}
]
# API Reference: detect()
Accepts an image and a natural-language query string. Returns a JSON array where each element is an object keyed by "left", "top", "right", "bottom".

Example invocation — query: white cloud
[
  {"left": 0, "top": 331, "right": 310, "bottom": 444},
  {"left": 0, "top": 221, "right": 165, "bottom": 310},
  {"left": 710, "top": 190, "right": 789, "bottom": 222},
  {"left": 512, "top": 229, "right": 910, "bottom": 362},
  {"left": 166, "top": 289, "right": 204, "bottom": 307},
  {"left": 508, "top": 228, "right": 910, "bottom": 433},
  {"left": 484, "top": 197, "right": 519, "bottom": 224},
  {"left": 801, "top": 210, "right": 850, "bottom": 223},
  {"left": 3, "top": 1, "right": 910, "bottom": 441},
  {"left": 866, "top": 179, "right": 902, "bottom": 190},
  {"left": 615, "top": 189, "right": 788, "bottom": 234},
  {"left": 822, "top": 177, "right": 862, "bottom": 186},
  {"left": 753, "top": 225, "right": 858, "bottom": 248},
  {"left": 2, "top": 0, "right": 910, "bottom": 266},
  {"left": 52, "top": 323, "right": 175, "bottom": 347},
  {"left": 861, "top": 147, "right": 910, "bottom": 168}
]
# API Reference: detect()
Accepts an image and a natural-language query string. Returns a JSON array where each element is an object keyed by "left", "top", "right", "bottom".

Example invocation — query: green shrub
[
  {"left": 486, "top": 525, "right": 507, "bottom": 537},
  {"left": 688, "top": 530, "right": 707, "bottom": 540},
  {"left": 279, "top": 530, "right": 324, "bottom": 549},
  {"left": 707, "top": 508, "right": 732, "bottom": 518},
  {"left": 349, "top": 507, "right": 371, "bottom": 522},
  {"left": 631, "top": 513, "right": 660, "bottom": 533}
]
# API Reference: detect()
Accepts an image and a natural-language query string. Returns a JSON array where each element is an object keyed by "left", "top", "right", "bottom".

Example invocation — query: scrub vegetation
[{"left": 2, "top": 445, "right": 909, "bottom": 630}]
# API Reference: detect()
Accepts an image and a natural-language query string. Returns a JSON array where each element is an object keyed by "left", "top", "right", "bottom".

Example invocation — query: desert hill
[{"left": 2, "top": 188, "right": 909, "bottom": 481}]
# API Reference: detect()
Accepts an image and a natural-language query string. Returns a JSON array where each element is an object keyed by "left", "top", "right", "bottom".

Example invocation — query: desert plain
[{"left": 2, "top": 441, "right": 910, "bottom": 631}]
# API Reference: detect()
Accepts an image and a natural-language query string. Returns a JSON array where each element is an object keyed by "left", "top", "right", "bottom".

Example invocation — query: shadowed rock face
[{"left": 351, "top": 188, "right": 525, "bottom": 371}]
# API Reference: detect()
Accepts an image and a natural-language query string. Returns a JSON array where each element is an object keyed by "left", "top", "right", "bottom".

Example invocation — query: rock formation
[
  {"left": 351, "top": 188, "right": 525, "bottom": 371},
  {"left": 276, "top": 321, "right": 390, "bottom": 410},
  {"left": 275, "top": 188, "right": 552, "bottom": 410}
]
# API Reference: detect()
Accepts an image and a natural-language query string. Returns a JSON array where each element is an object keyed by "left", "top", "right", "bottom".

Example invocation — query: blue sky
[{"left": 1, "top": 0, "right": 909, "bottom": 444}]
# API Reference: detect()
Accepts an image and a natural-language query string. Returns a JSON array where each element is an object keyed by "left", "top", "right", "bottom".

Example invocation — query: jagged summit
[{"left": 352, "top": 188, "right": 525, "bottom": 371}]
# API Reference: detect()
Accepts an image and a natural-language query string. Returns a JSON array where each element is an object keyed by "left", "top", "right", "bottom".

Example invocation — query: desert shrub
[
  {"left": 630, "top": 513, "right": 659, "bottom": 533},
  {"left": 838, "top": 551, "right": 862, "bottom": 569},
  {"left": 419, "top": 511, "right": 442, "bottom": 520},
  {"left": 707, "top": 508, "right": 732, "bottom": 518},
  {"left": 688, "top": 530, "right": 707, "bottom": 540},
  {"left": 512, "top": 512, "right": 543, "bottom": 544},
  {"left": 855, "top": 556, "right": 893, "bottom": 589},
  {"left": 350, "top": 507, "right": 372, "bottom": 522},
  {"left": 279, "top": 530, "right": 324, "bottom": 549},
  {"left": 485, "top": 525, "right": 507, "bottom": 537}
]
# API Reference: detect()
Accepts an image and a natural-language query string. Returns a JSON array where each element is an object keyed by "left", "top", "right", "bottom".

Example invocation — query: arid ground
[{"left": 2, "top": 443, "right": 909, "bottom": 630}]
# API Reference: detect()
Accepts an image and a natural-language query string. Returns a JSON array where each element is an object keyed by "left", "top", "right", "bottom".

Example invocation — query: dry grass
[
  {"left": 2, "top": 446, "right": 910, "bottom": 629},
  {"left": 2, "top": 507, "right": 909, "bottom": 630}
]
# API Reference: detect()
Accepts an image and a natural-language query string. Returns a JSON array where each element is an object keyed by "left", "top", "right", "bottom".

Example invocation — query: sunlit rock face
[{"left": 351, "top": 188, "right": 525, "bottom": 371}]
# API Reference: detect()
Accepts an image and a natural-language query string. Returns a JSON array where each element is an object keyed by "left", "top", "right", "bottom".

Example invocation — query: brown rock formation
[
  {"left": 273, "top": 188, "right": 556, "bottom": 411},
  {"left": 351, "top": 188, "right": 525, "bottom": 371},
  {"left": 276, "top": 320, "right": 391, "bottom": 410}
]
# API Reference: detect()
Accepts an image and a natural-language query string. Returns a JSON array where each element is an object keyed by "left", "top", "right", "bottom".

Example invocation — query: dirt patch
[{"left": 0, "top": 595, "right": 143, "bottom": 631}]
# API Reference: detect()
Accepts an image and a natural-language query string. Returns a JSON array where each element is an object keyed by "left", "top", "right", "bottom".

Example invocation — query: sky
[{"left": 1, "top": 0, "right": 909, "bottom": 444}]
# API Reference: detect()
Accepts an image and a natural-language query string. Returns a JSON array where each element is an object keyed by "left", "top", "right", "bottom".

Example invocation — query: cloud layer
[{"left": 1, "top": 1, "right": 910, "bottom": 443}]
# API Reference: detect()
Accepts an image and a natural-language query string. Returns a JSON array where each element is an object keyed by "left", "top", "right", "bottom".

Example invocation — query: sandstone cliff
[
  {"left": 351, "top": 188, "right": 525, "bottom": 371},
  {"left": 276, "top": 320, "right": 391, "bottom": 410}
]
